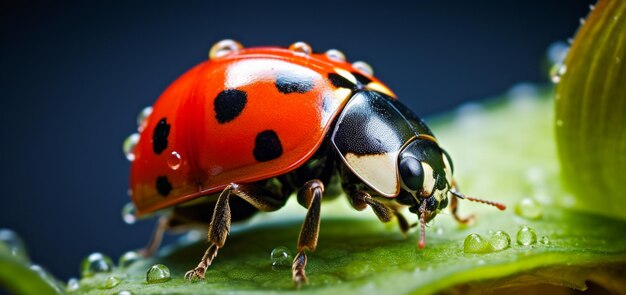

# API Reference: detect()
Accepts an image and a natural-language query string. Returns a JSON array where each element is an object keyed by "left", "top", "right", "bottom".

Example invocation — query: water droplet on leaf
[
  {"left": 516, "top": 226, "right": 537, "bottom": 246},
  {"left": 103, "top": 276, "right": 122, "bottom": 289},
  {"left": 489, "top": 230, "right": 511, "bottom": 251},
  {"left": 0, "top": 228, "right": 29, "bottom": 262},
  {"left": 31, "top": 264, "right": 64, "bottom": 293},
  {"left": 118, "top": 251, "right": 141, "bottom": 268},
  {"left": 515, "top": 198, "right": 543, "bottom": 219},
  {"left": 540, "top": 236, "right": 550, "bottom": 245},
  {"left": 81, "top": 252, "right": 114, "bottom": 277},
  {"left": 270, "top": 246, "right": 292, "bottom": 268},
  {"left": 146, "top": 264, "right": 171, "bottom": 284},
  {"left": 463, "top": 233, "right": 490, "bottom": 254},
  {"left": 66, "top": 277, "right": 79, "bottom": 292}
]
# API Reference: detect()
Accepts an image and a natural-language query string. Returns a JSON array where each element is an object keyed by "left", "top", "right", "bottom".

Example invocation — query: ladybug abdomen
[{"left": 131, "top": 51, "right": 354, "bottom": 216}]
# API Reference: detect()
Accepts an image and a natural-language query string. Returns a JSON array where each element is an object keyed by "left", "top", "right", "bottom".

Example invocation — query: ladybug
[{"left": 124, "top": 39, "right": 506, "bottom": 286}]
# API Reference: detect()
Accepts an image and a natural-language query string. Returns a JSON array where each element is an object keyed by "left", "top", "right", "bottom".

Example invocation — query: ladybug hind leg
[
  {"left": 292, "top": 179, "right": 325, "bottom": 288},
  {"left": 184, "top": 183, "right": 287, "bottom": 281}
]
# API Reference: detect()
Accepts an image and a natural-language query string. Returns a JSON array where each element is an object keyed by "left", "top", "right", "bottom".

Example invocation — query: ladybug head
[{"left": 398, "top": 137, "right": 453, "bottom": 221}]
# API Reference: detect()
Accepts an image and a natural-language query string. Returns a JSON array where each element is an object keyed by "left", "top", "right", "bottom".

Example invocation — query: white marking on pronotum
[{"left": 344, "top": 152, "right": 400, "bottom": 197}]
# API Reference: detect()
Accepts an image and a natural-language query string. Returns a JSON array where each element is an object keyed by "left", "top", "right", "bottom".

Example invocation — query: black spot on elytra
[
  {"left": 214, "top": 89, "right": 247, "bottom": 124},
  {"left": 328, "top": 73, "right": 356, "bottom": 90},
  {"left": 275, "top": 74, "right": 314, "bottom": 94},
  {"left": 351, "top": 71, "right": 372, "bottom": 85},
  {"left": 153, "top": 118, "right": 170, "bottom": 154},
  {"left": 156, "top": 176, "right": 173, "bottom": 197},
  {"left": 253, "top": 130, "right": 283, "bottom": 162}
]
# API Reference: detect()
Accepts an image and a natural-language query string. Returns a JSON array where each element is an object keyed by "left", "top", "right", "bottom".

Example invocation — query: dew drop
[
  {"left": 589, "top": 4, "right": 595, "bottom": 10},
  {"left": 325, "top": 49, "right": 346, "bottom": 61},
  {"left": 550, "top": 63, "right": 567, "bottom": 84},
  {"left": 103, "top": 276, "right": 122, "bottom": 289},
  {"left": 0, "top": 228, "right": 29, "bottom": 262},
  {"left": 31, "top": 264, "right": 64, "bottom": 293},
  {"left": 209, "top": 39, "right": 243, "bottom": 60},
  {"left": 556, "top": 119, "right": 564, "bottom": 127},
  {"left": 122, "top": 133, "right": 140, "bottom": 162},
  {"left": 289, "top": 41, "right": 312, "bottom": 55},
  {"left": 489, "top": 230, "right": 511, "bottom": 251},
  {"left": 66, "top": 277, "right": 79, "bottom": 292},
  {"left": 546, "top": 41, "right": 569, "bottom": 65},
  {"left": 516, "top": 226, "right": 537, "bottom": 246},
  {"left": 136, "top": 106, "right": 153, "bottom": 132},
  {"left": 579, "top": 17, "right": 586, "bottom": 25},
  {"left": 463, "top": 233, "right": 490, "bottom": 254},
  {"left": 167, "top": 151, "right": 182, "bottom": 170},
  {"left": 118, "top": 251, "right": 141, "bottom": 268},
  {"left": 81, "top": 252, "right": 114, "bottom": 278},
  {"left": 540, "top": 236, "right": 550, "bottom": 245},
  {"left": 121, "top": 203, "right": 137, "bottom": 225},
  {"left": 146, "top": 264, "right": 171, "bottom": 284},
  {"left": 352, "top": 61, "right": 374, "bottom": 76},
  {"left": 118, "top": 291, "right": 133, "bottom": 295},
  {"left": 270, "top": 246, "right": 293, "bottom": 268},
  {"left": 514, "top": 198, "right": 543, "bottom": 219}
]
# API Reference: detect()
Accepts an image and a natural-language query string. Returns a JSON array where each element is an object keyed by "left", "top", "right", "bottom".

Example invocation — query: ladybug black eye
[{"left": 399, "top": 157, "right": 423, "bottom": 191}]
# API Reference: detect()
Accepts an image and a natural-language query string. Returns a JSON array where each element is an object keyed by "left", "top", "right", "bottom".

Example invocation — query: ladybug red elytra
[{"left": 124, "top": 39, "right": 505, "bottom": 286}]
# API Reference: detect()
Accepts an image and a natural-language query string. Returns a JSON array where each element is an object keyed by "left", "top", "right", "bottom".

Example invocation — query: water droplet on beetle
[
  {"left": 122, "top": 133, "right": 140, "bottom": 162},
  {"left": 136, "top": 106, "right": 153, "bottom": 132},
  {"left": 589, "top": 4, "right": 595, "bottom": 10},
  {"left": 579, "top": 17, "right": 586, "bottom": 25},
  {"left": 81, "top": 252, "right": 114, "bottom": 277},
  {"left": 515, "top": 198, "right": 543, "bottom": 219},
  {"left": 325, "top": 49, "right": 346, "bottom": 61},
  {"left": 66, "top": 277, "right": 79, "bottom": 292},
  {"left": 489, "top": 230, "right": 511, "bottom": 251},
  {"left": 167, "top": 151, "right": 182, "bottom": 170},
  {"left": 146, "top": 264, "right": 171, "bottom": 284},
  {"left": 118, "top": 251, "right": 141, "bottom": 268},
  {"left": 540, "top": 236, "right": 550, "bottom": 245},
  {"left": 516, "top": 226, "right": 537, "bottom": 246},
  {"left": 546, "top": 41, "right": 569, "bottom": 65},
  {"left": 289, "top": 41, "right": 312, "bottom": 55},
  {"left": 270, "top": 246, "right": 292, "bottom": 269},
  {"left": 352, "top": 61, "right": 374, "bottom": 76},
  {"left": 103, "top": 276, "right": 122, "bottom": 289},
  {"left": 0, "top": 228, "right": 29, "bottom": 262},
  {"left": 121, "top": 203, "right": 137, "bottom": 225},
  {"left": 463, "top": 233, "right": 490, "bottom": 254},
  {"left": 209, "top": 39, "right": 243, "bottom": 60}
]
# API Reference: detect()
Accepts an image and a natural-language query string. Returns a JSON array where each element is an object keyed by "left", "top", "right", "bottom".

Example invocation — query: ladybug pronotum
[{"left": 124, "top": 39, "right": 506, "bottom": 286}]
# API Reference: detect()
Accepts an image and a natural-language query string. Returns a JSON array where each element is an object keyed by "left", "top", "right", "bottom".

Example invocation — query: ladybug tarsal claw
[{"left": 184, "top": 267, "right": 206, "bottom": 282}]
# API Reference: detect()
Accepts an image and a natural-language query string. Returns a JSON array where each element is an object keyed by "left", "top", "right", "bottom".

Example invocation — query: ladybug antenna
[{"left": 449, "top": 190, "right": 506, "bottom": 211}]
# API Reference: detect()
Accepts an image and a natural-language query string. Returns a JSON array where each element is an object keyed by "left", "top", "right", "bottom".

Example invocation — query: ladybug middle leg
[{"left": 184, "top": 183, "right": 287, "bottom": 281}]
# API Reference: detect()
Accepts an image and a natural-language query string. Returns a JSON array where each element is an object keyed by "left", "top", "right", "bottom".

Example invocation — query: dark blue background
[{"left": 1, "top": 0, "right": 589, "bottom": 280}]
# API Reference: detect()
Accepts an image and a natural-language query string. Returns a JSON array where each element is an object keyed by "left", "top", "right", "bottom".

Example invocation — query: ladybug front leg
[
  {"left": 449, "top": 179, "right": 475, "bottom": 224},
  {"left": 292, "top": 179, "right": 325, "bottom": 287},
  {"left": 184, "top": 183, "right": 286, "bottom": 281},
  {"left": 348, "top": 190, "right": 413, "bottom": 236}
]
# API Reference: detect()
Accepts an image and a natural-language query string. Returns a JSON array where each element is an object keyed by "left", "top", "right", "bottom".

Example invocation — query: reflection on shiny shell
[
  {"left": 209, "top": 39, "right": 243, "bottom": 60},
  {"left": 325, "top": 49, "right": 346, "bottom": 61},
  {"left": 288, "top": 41, "right": 312, "bottom": 55},
  {"left": 352, "top": 61, "right": 374, "bottom": 76}
]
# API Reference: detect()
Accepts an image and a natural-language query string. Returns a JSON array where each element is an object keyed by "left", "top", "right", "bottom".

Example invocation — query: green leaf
[
  {"left": 555, "top": 0, "right": 626, "bottom": 219},
  {"left": 62, "top": 91, "right": 626, "bottom": 294},
  {"left": 0, "top": 253, "right": 61, "bottom": 295}
]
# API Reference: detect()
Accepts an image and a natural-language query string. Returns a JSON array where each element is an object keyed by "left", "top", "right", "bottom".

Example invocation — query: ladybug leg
[
  {"left": 139, "top": 215, "right": 171, "bottom": 257},
  {"left": 348, "top": 190, "right": 413, "bottom": 236},
  {"left": 185, "top": 183, "right": 286, "bottom": 282},
  {"left": 449, "top": 179, "right": 475, "bottom": 224},
  {"left": 293, "top": 179, "right": 325, "bottom": 288}
]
